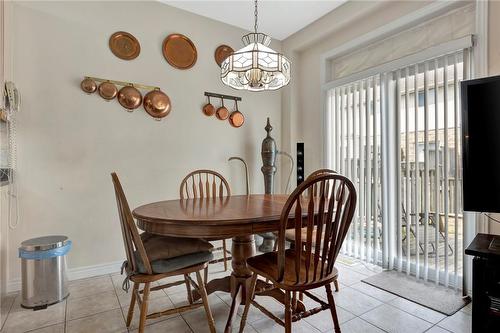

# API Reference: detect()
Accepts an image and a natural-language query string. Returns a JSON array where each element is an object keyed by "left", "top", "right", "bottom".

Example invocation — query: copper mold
[
  {"left": 162, "top": 34, "right": 197, "bottom": 70},
  {"left": 98, "top": 81, "right": 118, "bottom": 100},
  {"left": 214, "top": 45, "right": 234, "bottom": 67},
  {"left": 109, "top": 31, "right": 140, "bottom": 60},
  {"left": 81, "top": 78, "right": 97, "bottom": 94},
  {"left": 117, "top": 86, "right": 142, "bottom": 110},
  {"left": 143, "top": 89, "right": 171, "bottom": 119}
]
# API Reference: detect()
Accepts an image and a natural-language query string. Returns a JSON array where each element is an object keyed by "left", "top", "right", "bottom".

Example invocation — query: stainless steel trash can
[{"left": 19, "top": 235, "right": 72, "bottom": 309}]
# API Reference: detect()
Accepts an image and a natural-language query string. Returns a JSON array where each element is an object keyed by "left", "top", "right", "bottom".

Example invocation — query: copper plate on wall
[
  {"left": 214, "top": 45, "right": 234, "bottom": 67},
  {"left": 109, "top": 31, "right": 141, "bottom": 60},
  {"left": 162, "top": 34, "right": 197, "bottom": 70}
]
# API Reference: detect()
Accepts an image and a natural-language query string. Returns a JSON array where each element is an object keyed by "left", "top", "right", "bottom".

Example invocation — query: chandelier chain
[{"left": 254, "top": 0, "right": 258, "bottom": 34}]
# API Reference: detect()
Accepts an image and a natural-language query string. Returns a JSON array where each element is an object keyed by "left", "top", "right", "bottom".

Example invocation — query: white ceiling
[{"left": 161, "top": 0, "right": 347, "bottom": 41}]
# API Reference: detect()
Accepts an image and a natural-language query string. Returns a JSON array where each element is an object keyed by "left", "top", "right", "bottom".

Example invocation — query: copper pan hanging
[
  {"left": 162, "top": 33, "right": 197, "bottom": 70},
  {"left": 98, "top": 81, "right": 118, "bottom": 100},
  {"left": 202, "top": 96, "right": 215, "bottom": 116},
  {"left": 81, "top": 78, "right": 97, "bottom": 94},
  {"left": 216, "top": 98, "right": 229, "bottom": 120},
  {"left": 143, "top": 89, "right": 171, "bottom": 119},
  {"left": 228, "top": 100, "right": 244, "bottom": 128},
  {"left": 117, "top": 85, "right": 142, "bottom": 111}
]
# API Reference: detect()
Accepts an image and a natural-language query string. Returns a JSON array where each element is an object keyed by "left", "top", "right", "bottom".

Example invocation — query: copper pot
[
  {"left": 98, "top": 81, "right": 118, "bottom": 100},
  {"left": 202, "top": 96, "right": 215, "bottom": 116},
  {"left": 216, "top": 98, "right": 229, "bottom": 120},
  {"left": 143, "top": 89, "right": 171, "bottom": 119},
  {"left": 229, "top": 100, "right": 244, "bottom": 128},
  {"left": 81, "top": 78, "right": 97, "bottom": 94},
  {"left": 118, "top": 86, "right": 142, "bottom": 111}
]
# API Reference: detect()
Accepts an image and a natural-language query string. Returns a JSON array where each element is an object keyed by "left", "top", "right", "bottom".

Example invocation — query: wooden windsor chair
[
  {"left": 179, "top": 169, "right": 232, "bottom": 271},
  {"left": 111, "top": 173, "right": 216, "bottom": 333},
  {"left": 239, "top": 172, "right": 357, "bottom": 333},
  {"left": 276, "top": 169, "right": 340, "bottom": 292}
]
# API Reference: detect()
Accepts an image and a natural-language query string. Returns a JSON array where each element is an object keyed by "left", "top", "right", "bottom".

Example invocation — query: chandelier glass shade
[{"left": 220, "top": 2, "right": 291, "bottom": 91}]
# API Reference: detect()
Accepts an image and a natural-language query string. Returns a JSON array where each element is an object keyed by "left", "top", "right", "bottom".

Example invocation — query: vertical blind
[
  {"left": 327, "top": 76, "right": 383, "bottom": 264},
  {"left": 326, "top": 48, "right": 470, "bottom": 288},
  {"left": 394, "top": 50, "right": 469, "bottom": 288}
]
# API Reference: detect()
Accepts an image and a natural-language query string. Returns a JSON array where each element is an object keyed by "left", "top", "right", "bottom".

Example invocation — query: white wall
[{"left": 2, "top": 0, "right": 282, "bottom": 290}]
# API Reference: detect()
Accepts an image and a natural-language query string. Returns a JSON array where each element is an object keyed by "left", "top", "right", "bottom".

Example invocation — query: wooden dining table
[{"left": 132, "top": 194, "right": 304, "bottom": 333}]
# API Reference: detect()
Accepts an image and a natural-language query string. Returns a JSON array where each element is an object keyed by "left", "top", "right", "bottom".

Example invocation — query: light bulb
[{"left": 246, "top": 68, "right": 262, "bottom": 87}]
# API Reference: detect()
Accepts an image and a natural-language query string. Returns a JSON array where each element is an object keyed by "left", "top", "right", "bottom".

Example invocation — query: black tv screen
[{"left": 462, "top": 75, "right": 500, "bottom": 212}]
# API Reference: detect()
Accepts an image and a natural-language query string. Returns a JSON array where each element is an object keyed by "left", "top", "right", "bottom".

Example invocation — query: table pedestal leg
[
  {"left": 224, "top": 235, "right": 255, "bottom": 333},
  {"left": 193, "top": 233, "right": 305, "bottom": 332}
]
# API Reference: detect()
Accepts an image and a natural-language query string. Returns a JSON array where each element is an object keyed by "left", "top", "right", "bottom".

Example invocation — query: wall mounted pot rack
[
  {"left": 204, "top": 91, "right": 241, "bottom": 101},
  {"left": 81, "top": 76, "right": 171, "bottom": 120},
  {"left": 85, "top": 76, "right": 160, "bottom": 91}
]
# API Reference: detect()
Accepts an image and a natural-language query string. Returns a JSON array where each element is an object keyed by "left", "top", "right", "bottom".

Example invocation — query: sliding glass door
[{"left": 326, "top": 49, "right": 470, "bottom": 289}]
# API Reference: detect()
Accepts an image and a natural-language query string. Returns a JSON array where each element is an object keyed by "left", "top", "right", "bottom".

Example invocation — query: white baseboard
[{"left": 6, "top": 260, "right": 123, "bottom": 293}]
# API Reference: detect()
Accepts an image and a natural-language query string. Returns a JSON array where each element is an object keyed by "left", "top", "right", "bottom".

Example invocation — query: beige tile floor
[{"left": 0, "top": 256, "right": 472, "bottom": 333}]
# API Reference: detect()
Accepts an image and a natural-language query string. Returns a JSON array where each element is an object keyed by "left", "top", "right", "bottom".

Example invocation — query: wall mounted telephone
[{"left": 2, "top": 81, "right": 20, "bottom": 229}]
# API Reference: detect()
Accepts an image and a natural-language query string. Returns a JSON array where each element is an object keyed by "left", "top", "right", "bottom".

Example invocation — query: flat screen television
[{"left": 462, "top": 75, "right": 500, "bottom": 213}]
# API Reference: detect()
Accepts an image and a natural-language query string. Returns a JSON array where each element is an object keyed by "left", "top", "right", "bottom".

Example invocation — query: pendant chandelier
[{"left": 221, "top": 0, "right": 291, "bottom": 92}]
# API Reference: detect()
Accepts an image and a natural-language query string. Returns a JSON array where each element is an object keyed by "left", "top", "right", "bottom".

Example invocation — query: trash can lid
[{"left": 20, "top": 235, "right": 69, "bottom": 251}]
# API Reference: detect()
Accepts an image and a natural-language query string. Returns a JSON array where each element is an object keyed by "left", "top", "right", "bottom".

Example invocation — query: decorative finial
[{"left": 265, "top": 117, "right": 272, "bottom": 136}]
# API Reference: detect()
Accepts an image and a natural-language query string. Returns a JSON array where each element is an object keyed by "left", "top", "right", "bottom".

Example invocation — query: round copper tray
[
  {"left": 109, "top": 31, "right": 141, "bottom": 60},
  {"left": 214, "top": 45, "right": 234, "bottom": 67},
  {"left": 162, "top": 34, "right": 197, "bottom": 70}
]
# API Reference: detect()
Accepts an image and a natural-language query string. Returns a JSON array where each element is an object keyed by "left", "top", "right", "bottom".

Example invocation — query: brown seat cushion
[{"left": 140, "top": 232, "right": 213, "bottom": 262}]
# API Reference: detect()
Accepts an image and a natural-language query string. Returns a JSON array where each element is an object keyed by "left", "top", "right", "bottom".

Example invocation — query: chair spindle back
[
  {"left": 277, "top": 173, "right": 356, "bottom": 285},
  {"left": 305, "top": 169, "right": 337, "bottom": 198},
  {"left": 180, "top": 169, "right": 231, "bottom": 199}
]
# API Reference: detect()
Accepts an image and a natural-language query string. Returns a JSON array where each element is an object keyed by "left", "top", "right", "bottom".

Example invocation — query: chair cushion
[
  {"left": 135, "top": 250, "right": 214, "bottom": 274},
  {"left": 140, "top": 232, "right": 213, "bottom": 261},
  {"left": 246, "top": 249, "right": 338, "bottom": 287}
]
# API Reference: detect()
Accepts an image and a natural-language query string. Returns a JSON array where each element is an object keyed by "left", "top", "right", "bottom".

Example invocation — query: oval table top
[{"left": 133, "top": 194, "right": 290, "bottom": 238}]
